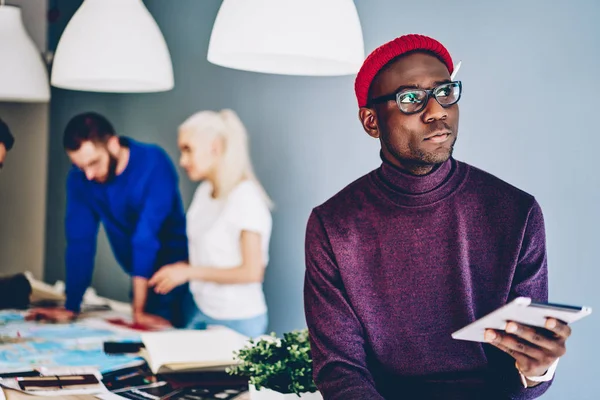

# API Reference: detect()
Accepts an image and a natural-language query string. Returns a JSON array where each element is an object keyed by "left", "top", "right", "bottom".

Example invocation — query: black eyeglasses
[{"left": 368, "top": 81, "right": 462, "bottom": 115}]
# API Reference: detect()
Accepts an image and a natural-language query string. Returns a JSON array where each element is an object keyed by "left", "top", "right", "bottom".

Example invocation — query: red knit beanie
[{"left": 354, "top": 34, "right": 454, "bottom": 108}]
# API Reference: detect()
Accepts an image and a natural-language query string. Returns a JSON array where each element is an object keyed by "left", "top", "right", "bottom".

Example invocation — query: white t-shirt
[{"left": 187, "top": 180, "right": 272, "bottom": 320}]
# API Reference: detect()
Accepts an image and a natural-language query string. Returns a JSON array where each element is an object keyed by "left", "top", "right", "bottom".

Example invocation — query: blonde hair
[{"left": 179, "top": 109, "right": 273, "bottom": 209}]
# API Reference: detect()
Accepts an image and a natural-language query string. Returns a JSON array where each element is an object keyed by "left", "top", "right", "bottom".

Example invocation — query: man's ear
[
  {"left": 359, "top": 107, "right": 380, "bottom": 139},
  {"left": 106, "top": 135, "right": 120, "bottom": 154}
]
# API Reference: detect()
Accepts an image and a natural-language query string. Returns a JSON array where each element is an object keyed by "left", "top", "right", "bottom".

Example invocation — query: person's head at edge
[
  {"left": 177, "top": 108, "right": 272, "bottom": 207},
  {"left": 63, "top": 112, "right": 123, "bottom": 183},
  {"left": 356, "top": 34, "right": 461, "bottom": 176},
  {"left": 0, "top": 118, "right": 15, "bottom": 171}
]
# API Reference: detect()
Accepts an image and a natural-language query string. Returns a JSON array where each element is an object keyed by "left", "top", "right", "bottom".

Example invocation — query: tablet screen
[{"left": 529, "top": 302, "right": 585, "bottom": 312}]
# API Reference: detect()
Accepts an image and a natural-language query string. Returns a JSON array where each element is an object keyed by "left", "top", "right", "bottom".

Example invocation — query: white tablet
[{"left": 451, "top": 297, "right": 592, "bottom": 342}]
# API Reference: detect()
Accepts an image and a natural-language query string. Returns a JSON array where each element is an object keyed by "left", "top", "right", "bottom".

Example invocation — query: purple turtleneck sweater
[{"left": 304, "top": 157, "right": 552, "bottom": 400}]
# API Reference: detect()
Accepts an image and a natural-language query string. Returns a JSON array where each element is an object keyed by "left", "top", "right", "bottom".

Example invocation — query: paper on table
[
  {"left": 0, "top": 378, "right": 109, "bottom": 397},
  {"left": 96, "top": 395, "right": 127, "bottom": 400},
  {"left": 140, "top": 327, "right": 250, "bottom": 374}
]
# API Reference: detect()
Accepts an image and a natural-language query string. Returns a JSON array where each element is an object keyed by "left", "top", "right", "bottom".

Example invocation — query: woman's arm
[
  {"left": 189, "top": 230, "right": 265, "bottom": 284},
  {"left": 149, "top": 230, "right": 265, "bottom": 294}
]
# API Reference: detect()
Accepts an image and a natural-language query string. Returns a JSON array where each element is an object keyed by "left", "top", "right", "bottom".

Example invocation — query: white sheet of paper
[{"left": 0, "top": 379, "right": 109, "bottom": 397}]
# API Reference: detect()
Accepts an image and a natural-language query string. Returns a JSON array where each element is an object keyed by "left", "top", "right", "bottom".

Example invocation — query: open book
[{"left": 139, "top": 327, "right": 250, "bottom": 374}]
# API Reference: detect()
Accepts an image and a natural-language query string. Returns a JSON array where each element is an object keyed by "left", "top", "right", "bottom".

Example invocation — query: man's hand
[
  {"left": 133, "top": 311, "right": 172, "bottom": 329},
  {"left": 25, "top": 307, "right": 76, "bottom": 323},
  {"left": 485, "top": 318, "right": 570, "bottom": 380},
  {"left": 148, "top": 262, "right": 191, "bottom": 295}
]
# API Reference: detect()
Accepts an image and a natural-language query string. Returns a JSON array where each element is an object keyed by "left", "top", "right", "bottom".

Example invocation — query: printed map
[{"left": 0, "top": 311, "right": 144, "bottom": 373}]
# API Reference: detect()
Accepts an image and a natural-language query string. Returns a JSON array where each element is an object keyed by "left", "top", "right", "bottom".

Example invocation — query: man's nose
[{"left": 421, "top": 98, "right": 448, "bottom": 123}]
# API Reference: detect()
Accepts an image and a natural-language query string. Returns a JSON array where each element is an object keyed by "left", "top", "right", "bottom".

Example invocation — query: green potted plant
[{"left": 227, "top": 329, "right": 322, "bottom": 399}]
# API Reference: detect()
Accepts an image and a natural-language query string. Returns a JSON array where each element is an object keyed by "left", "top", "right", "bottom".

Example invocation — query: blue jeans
[{"left": 181, "top": 290, "right": 268, "bottom": 337}]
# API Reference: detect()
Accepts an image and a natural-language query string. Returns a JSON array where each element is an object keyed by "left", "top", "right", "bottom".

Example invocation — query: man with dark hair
[
  {"left": 304, "top": 34, "right": 573, "bottom": 399},
  {"left": 0, "top": 118, "right": 15, "bottom": 170},
  {"left": 30, "top": 112, "right": 188, "bottom": 328}
]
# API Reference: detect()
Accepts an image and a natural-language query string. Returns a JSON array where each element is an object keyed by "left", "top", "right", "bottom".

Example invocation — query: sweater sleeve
[
  {"left": 65, "top": 170, "right": 100, "bottom": 312},
  {"left": 131, "top": 153, "right": 181, "bottom": 279},
  {"left": 304, "top": 210, "right": 385, "bottom": 400},
  {"left": 487, "top": 199, "right": 553, "bottom": 399}
]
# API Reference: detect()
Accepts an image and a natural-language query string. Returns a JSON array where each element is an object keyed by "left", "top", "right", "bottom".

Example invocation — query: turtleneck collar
[{"left": 371, "top": 153, "right": 468, "bottom": 207}]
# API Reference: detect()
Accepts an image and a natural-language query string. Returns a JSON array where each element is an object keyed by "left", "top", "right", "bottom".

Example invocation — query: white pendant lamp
[
  {"left": 51, "top": 0, "right": 173, "bottom": 93},
  {"left": 207, "top": 0, "right": 365, "bottom": 76},
  {"left": 0, "top": 3, "right": 50, "bottom": 102}
]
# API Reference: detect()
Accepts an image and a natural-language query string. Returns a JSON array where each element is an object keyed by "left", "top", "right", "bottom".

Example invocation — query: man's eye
[
  {"left": 435, "top": 84, "right": 454, "bottom": 97},
  {"left": 399, "top": 92, "right": 422, "bottom": 104}
]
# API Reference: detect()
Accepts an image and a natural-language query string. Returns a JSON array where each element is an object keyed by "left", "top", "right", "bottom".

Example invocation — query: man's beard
[
  {"left": 106, "top": 154, "right": 118, "bottom": 181},
  {"left": 381, "top": 128, "right": 456, "bottom": 176},
  {"left": 96, "top": 154, "right": 118, "bottom": 183}
]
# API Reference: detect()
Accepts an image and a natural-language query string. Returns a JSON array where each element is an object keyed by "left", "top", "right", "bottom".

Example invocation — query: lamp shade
[
  {"left": 51, "top": 0, "right": 173, "bottom": 93},
  {"left": 207, "top": 0, "right": 365, "bottom": 76},
  {"left": 0, "top": 6, "right": 50, "bottom": 102}
]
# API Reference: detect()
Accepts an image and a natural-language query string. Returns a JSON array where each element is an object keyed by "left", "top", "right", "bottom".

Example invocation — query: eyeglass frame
[{"left": 367, "top": 80, "right": 463, "bottom": 115}]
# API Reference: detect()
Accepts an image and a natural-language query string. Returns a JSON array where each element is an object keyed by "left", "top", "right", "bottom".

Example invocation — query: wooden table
[
  {"left": 2, "top": 389, "right": 97, "bottom": 399},
  {"left": 2, "top": 387, "right": 250, "bottom": 399}
]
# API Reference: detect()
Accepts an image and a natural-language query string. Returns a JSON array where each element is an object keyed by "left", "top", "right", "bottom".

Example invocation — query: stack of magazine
[{"left": 101, "top": 362, "right": 248, "bottom": 400}]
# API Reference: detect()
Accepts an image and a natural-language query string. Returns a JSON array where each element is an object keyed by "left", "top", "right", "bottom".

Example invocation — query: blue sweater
[{"left": 64, "top": 138, "right": 188, "bottom": 312}]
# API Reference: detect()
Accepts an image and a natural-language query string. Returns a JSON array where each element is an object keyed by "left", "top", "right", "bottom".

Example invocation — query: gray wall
[
  {"left": 0, "top": 0, "right": 49, "bottom": 280},
  {"left": 44, "top": 1, "right": 599, "bottom": 398}
]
